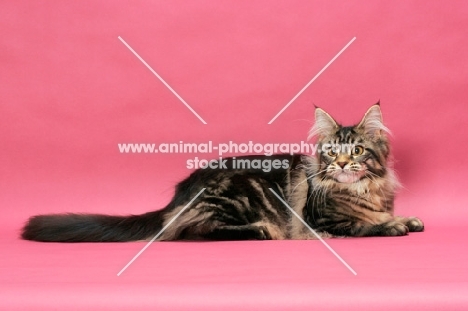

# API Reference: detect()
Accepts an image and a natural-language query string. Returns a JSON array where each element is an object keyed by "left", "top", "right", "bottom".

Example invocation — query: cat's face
[{"left": 309, "top": 104, "right": 390, "bottom": 184}]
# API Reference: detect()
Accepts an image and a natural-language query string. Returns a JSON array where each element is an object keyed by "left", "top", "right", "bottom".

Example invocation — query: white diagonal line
[
  {"left": 268, "top": 37, "right": 356, "bottom": 124},
  {"left": 117, "top": 188, "right": 206, "bottom": 276},
  {"left": 118, "top": 36, "right": 207, "bottom": 124},
  {"left": 268, "top": 188, "right": 357, "bottom": 275}
]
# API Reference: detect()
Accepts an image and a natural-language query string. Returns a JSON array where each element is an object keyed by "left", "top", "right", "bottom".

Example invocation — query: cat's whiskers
[
  {"left": 320, "top": 181, "right": 329, "bottom": 219},
  {"left": 351, "top": 179, "right": 362, "bottom": 204},
  {"left": 290, "top": 169, "right": 328, "bottom": 219},
  {"left": 306, "top": 189, "right": 317, "bottom": 224},
  {"left": 315, "top": 175, "right": 330, "bottom": 219},
  {"left": 359, "top": 179, "right": 371, "bottom": 201},
  {"left": 307, "top": 174, "right": 328, "bottom": 224},
  {"left": 291, "top": 168, "right": 328, "bottom": 195},
  {"left": 364, "top": 171, "right": 390, "bottom": 208}
]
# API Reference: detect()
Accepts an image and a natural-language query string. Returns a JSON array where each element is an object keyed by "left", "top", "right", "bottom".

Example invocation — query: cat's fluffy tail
[{"left": 21, "top": 211, "right": 164, "bottom": 242}]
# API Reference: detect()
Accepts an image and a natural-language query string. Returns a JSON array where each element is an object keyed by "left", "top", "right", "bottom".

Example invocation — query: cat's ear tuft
[
  {"left": 308, "top": 107, "right": 339, "bottom": 140},
  {"left": 357, "top": 104, "right": 390, "bottom": 138}
]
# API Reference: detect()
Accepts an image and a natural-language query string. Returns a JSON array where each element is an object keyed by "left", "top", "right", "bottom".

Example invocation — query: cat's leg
[
  {"left": 327, "top": 218, "right": 424, "bottom": 237},
  {"left": 394, "top": 216, "right": 424, "bottom": 232},
  {"left": 202, "top": 224, "right": 273, "bottom": 240},
  {"left": 355, "top": 216, "right": 424, "bottom": 236},
  {"left": 322, "top": 220, "right": 410, "bottom": 237},
  {"left": 366, "top": 221, "right": 409, "bottom": 236},
  {"left": 160, "top": 194, "right": 286, "bottom": 240}
]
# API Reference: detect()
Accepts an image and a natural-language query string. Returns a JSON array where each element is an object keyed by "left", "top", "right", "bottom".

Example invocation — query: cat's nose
[{"left": 337, "top": 162, "right": 347, "bottom": 168}]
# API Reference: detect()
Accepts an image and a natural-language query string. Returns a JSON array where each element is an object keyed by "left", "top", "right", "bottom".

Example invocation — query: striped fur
[{"left": 21, "top": 104, "right": 424, "bottom": 242}]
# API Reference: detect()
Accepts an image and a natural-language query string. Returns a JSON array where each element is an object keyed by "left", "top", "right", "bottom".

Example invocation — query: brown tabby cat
[{"left": 22, "top": 103, "right": 424, "bottom": 242}]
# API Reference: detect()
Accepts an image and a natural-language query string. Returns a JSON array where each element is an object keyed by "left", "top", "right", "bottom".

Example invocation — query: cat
[{"left": 21, "top": 103, "right": 424, "bottom": 242}]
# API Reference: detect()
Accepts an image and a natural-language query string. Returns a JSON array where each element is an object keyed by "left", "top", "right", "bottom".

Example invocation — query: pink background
[{"left": 1, "top": 0, "right": 468, "bottom": 309}]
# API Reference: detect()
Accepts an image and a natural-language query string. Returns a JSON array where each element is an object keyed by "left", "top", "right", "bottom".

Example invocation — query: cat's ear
[
  {"left": 308, "top": 107, "right": 339, "bottom": 139},
  {"left": 357, "top": 103, "right": 390, "bottom": 138}
]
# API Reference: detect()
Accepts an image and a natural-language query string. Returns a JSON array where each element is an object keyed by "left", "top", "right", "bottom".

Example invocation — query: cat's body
[{"left": 22, "top": 104, "right": 424, "bottom": 242}]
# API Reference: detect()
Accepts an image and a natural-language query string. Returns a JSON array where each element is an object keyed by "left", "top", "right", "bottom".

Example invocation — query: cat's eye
[
  {"left": 328, "top": 149, "right": 337, "bottom": 157},
  {"left": 352, "top": 145, "right": 364, "bottom": 156}
]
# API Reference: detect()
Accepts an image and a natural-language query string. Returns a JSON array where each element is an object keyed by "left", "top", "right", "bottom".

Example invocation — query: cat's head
[{"left": 308, "top": 103, "right": 391, "bottom": 184}]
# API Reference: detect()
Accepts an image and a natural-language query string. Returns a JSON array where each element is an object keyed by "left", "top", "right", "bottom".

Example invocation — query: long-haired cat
[{"left": 22, "top": 103, "right": 424, "bottom": 242}]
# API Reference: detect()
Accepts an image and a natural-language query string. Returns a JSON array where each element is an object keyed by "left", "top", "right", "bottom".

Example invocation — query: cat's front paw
[
  {"left": 405, "top": 217, "right": 424, "bottom": 232},
  {"left": 256, "top": 226, "right": 273, "bottom": 240},
  {"left": 381, "top": 221, "right": 409, "bottom": 236}
]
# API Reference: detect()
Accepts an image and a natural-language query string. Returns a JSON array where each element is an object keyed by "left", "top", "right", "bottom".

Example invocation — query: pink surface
[
  {"left": 2, "top": 227, "right": 468, "bottom": 310},
  {"left": 1, "top": 0, "right": 468, "bottom": 309}
]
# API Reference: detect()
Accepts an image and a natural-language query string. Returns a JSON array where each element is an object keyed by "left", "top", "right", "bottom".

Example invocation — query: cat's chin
[{"left": 334, "top": 171, "right": 364, "bottom": 183}]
